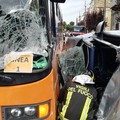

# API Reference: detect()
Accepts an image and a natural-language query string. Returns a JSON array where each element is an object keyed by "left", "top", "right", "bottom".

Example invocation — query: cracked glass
[{"left": 0, "top": 0, "right": 48, "bottom": 69}]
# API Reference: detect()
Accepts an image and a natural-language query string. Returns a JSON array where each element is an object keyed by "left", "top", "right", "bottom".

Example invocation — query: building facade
[
  {"left": 111, "top": 0, "right": 120, "bottom": 30},
  {"left": 89, "top": 0, "right": 111, "bottom": 30}
]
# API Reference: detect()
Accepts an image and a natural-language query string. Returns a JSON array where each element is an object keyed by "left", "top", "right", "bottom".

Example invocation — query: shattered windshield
[
  {"left": 58, "top": 46, "right": 86, "bottom": 82},
  {"left": 0, "top": 0, "right": 28, "bottom": 14},
  {"left": 0, "top": 0, "right": 48, "bottom": 69}
]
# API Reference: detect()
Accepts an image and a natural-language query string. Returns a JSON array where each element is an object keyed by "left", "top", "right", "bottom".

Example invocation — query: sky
[{"left": 60, "top": 0, "right": 91, "bottom": 24}]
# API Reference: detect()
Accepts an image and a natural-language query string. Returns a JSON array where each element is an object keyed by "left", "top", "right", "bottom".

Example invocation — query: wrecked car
[{"left": 58, "top": 21, "right": 120, "bottom": 120}]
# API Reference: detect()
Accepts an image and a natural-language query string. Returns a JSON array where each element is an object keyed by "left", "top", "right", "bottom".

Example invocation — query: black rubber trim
[{"left": 0, "top": 48, "right": 53, "bottom": 86}]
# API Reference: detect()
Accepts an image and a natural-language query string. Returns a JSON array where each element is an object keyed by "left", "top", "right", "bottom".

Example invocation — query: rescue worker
[{"left": 58, "top": 71, "right": 98, "bottom": 120}]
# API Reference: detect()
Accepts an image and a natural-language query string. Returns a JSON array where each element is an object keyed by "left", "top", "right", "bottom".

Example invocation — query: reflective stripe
[
  {"left": 80, "top": 97, "right": 92, "bottom": 120},
  {"left": 60, "top": 91, "right": 73, "bottom": 119},
  {"left": 59, "top": 112, "right": 69, "bottom": 120},
  {"left": 91, "top": 71, "right": 94, "bottom": 80}
]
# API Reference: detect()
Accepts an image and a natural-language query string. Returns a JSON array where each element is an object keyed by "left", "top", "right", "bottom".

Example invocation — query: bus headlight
[
  {"left": 11, "top": 108, "right": 22, "bottom": 117},
  {"left": 24, "top": 106, "right": 36, "bottom": 116},
  {"left": 2, "top": 101, "right": 50, "bottom": 119}
]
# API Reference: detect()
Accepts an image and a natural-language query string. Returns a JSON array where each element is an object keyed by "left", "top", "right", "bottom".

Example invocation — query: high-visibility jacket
[{"left": 58, "top": 82, "right": 97, "bottom": 120}]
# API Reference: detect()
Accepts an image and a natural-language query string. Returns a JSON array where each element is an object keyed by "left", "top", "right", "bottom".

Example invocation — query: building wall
[
  {"left": 111, "top": 0, "right": 120, "bottom": 30},
  {"left": 105, "top": 7, "right": 111, "bottom": 30},
  {"left": 94, "top": 0, "right": 104, "bottom": 9},
  {"left": 89, "top": 0, "right": 111, "bottom": 30}
]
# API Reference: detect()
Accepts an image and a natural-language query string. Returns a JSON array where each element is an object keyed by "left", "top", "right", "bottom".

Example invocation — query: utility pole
[{"left": 85, "top": 0, "right": 86, "bottom": 28}]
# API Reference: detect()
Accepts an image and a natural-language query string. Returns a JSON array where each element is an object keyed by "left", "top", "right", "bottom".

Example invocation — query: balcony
[{"left": 111, "top": 0, "right": 120, "bottom": 11}]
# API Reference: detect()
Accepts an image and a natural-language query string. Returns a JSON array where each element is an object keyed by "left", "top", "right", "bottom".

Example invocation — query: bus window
[{"left": 73, "top": 26, "right": 86, "bottom": 32}]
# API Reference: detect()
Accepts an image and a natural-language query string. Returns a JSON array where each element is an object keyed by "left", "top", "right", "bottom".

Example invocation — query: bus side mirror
[{"left": 50, "top": 0, "right": 66, "bottom": 3}]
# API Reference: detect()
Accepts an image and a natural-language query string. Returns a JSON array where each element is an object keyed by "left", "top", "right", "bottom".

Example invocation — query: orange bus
[{"left": 0, "top": 0, "right": 65, "bottom": 119}]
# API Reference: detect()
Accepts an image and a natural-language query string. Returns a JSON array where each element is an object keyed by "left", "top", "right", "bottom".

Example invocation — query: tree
[
  {"left": 96, "top": 10, "right": 104, "bottom": 26},
  {"left": 66, "top": 24, "right": 73, "bottom": 31},
  {"left": 86, "top": 12, "right": 95, "bottom": 32},
  {"left": 86, "top": 10, "right": 104, "bottom": 32},
  {"left": 63, "top": 21, "right": 74, "bottom": 31},
  {"left": 69, "top": 21, "right": 74, "bottom": 26},
  {"left": 77, "top": 20, "right": 85, "bottom": 26},
  {"left": 63, "top": 21, "right": 67, "bottom": 30}
]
